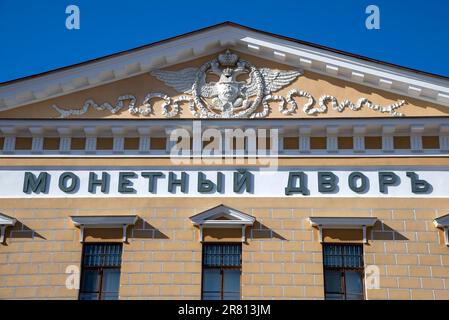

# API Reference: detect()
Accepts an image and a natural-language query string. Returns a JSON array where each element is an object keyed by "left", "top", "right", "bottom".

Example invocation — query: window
[
  {"left": 202, "top": 243, "right": 241, "bottom": 300},
  {"left": 323, "top": 244, "right": 364, "bottom": 300},
  {"left": 79, "top": 243, "right": 123, "bottom": 300}
]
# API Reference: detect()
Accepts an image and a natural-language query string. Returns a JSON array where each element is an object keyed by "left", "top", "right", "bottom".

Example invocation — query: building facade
[{"left": 1, "top": 22, "right": 449, "bottom": 300}]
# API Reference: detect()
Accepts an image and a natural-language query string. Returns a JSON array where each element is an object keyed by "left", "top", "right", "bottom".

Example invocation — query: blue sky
[{"left": 1, "top": 0, "right": 448, "bottom": 83}]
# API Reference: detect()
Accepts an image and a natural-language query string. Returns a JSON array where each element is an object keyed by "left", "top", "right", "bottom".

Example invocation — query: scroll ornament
[{"left": 52, "top": 51, "right": 406, "bottom": 118}]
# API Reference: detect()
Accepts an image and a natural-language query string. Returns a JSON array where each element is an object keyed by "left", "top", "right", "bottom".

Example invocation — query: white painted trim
[
  {"left": 1, "top": 118, "right": 449, "bottom": 156},
  {"left": 234, "top": 29, "right": 449, "bottom": 107},
  {"left": 1, "top": 117, "right": 449, "bottom": 128},
  {"left": 308, "top": 217, "right": 377, "bottom": 244},
  {"left": 0, "top": 226, "right": 6, "bottom": 244},
  {"left": 0, "top": 26, "right": 237, "bottom": 111},
  {"left": 0, "top": 213, "right": 17, "bottom": 244},
  {"left": 70, "top": 215, "right": 138, "bottom": 242},
  {"left": 445, "top": 226, "right": 449, "bottom": 247},
  {"left": 1, "top": 24, "right": 449, "bottom": 113},
  {"left": 190, "top": 205, "right": 255, "bottom": 242},
  {"left": 382, "top": 125, "right": 395, "bottom": 153},
  {"left": 0, "top": 214, "right": 17, "bottom": 226},
  {"left": 433, "top": 214, "right": 449, "bottom": 246},
  {"left": 190, "top": 205, "right": 255, "bottom": 225},
  {"left": 1, "top": 151, "right": 449, "bottom": 158}
]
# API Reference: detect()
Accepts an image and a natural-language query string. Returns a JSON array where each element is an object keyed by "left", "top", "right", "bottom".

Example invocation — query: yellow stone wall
[{"left": 0, "top": 192, "right": 448, "bottom": 300}]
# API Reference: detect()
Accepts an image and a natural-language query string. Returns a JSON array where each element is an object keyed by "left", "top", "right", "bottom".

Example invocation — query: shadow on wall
[
  {"left": 82, "top": 217, "right": 170, "bottom": 243},
  {"left": 310, "top": 221, "right": 409, "bottom": 244},
  {"left": 129, "top": 217, "right": 169, "bottom": 240},
  {"left": 375, "top": 221, "right": 409, "bottom": 241},
  {"left": 248, "top": 221, "right": 287, "bottom": 241},
  {"left": 3, "top": 219, "right": 47, "bottom": 245}
]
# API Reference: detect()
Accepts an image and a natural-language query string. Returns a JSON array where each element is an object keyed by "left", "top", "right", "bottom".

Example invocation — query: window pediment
[{"left": 190, "top": 205, "right": 255, "bottom": 242}]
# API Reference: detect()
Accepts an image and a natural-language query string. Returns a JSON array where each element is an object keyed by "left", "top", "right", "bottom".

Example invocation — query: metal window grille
[
  {"left": 82, "top": 243, "right": 123, "bottom": 267},
  {"left": 203, "top": 244, "right": 242, "bottom": 267}
]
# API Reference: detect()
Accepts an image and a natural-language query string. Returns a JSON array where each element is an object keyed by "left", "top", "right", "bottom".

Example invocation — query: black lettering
[
  {"left": 318, "top": 172, "right": 338, "bottom": 193},
  {"left": 88, "top": 172, "right": 109, "bottom": 193},
  {"left": 118, "top": 172, "right": 137, "bottom": 194},
  {"left": 23, "top": 172, "right": 49, "bottom": 194},
  {"left": 141, "top": 172, "right": 163, "bottom": 193},
  {"left": 378, "top": 172, "right": 399, "bottom": 194},
  {"left": 58, "top": 172, "right": 79, "bottom": 193},
  {"left": 233, "top": 169, "right": 252, "bottom": 193},
  {"left": 348, "top": 172, "right": 368, "bottom": 193},
  {"left": 285, "top": 172, "right": 309, "bottom": 195},
  {"left": 406, "top": 172, "right": 432, "bottom": 194},
  {"left": 168, "top": 172, "right": 187, "bottom": 193}
]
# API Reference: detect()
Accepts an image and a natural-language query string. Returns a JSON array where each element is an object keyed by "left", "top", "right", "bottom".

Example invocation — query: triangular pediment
[
  {"left": 1, "top": 22, "right": 449, "bottom": 120},
  {"left": 190, "top": 204, "right": 255, "bottom": 226}
]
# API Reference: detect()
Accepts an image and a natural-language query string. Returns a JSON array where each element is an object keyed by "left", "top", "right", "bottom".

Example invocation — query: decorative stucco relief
[{"left": 51, "top": 51, "right": 406, "bottom": 118}]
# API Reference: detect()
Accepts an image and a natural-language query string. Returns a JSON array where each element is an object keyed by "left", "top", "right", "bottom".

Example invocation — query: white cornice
[
  {"left": 308, "top": 216, "right": 377, "bottom": 244},
  {"left": 1, "top": 117, "right": 448, "bottom": 128},
  {"left": 434, "top": 214, "right": 449, "bottom": 246},
  {"left": 1, "top": 24, "right": 449, "bottom": 113},
  {"left": 308, "top": 217, "right": 377, "bottom": 229},
  {"left": 0, "top": 213, "right": 16, "bottom": 244},
  {"left": 70, "top": 215, "right": 138, "bottom": 242},
  {"left": 70, "top": 215, "right": 138, "bottom": 227},
  {"left": 0, "top": 26, "right": 237, "bottom": 112},
  {"left": 1, "top": 117, "right": 449, "bottom": 157},
  {"left": 230, "top": 29, "right": 449, "bottom": 107}
]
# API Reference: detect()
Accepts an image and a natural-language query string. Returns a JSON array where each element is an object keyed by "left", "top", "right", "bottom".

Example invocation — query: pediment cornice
[{"left": 1, "top": 22, "right": 449, "bottom": 115}]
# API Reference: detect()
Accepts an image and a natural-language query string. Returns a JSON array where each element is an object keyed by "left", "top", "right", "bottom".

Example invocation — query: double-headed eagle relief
[
  {"left": 51, "top": 50, "right": 406, "bottom": 118},
  {"left": 150, "top": 50, "right": 301, "bottom": 118}
]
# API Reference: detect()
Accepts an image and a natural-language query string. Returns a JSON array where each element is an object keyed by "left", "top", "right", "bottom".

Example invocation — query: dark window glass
[
  {"left": 323, "top": 244, "right": 364, "bottom": 300},
  {"left": 79, "top": 243, "right": 122, "bottom": 300},
  {"left": 202, "top": 244, "right": 241, "bottom": 300}
]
